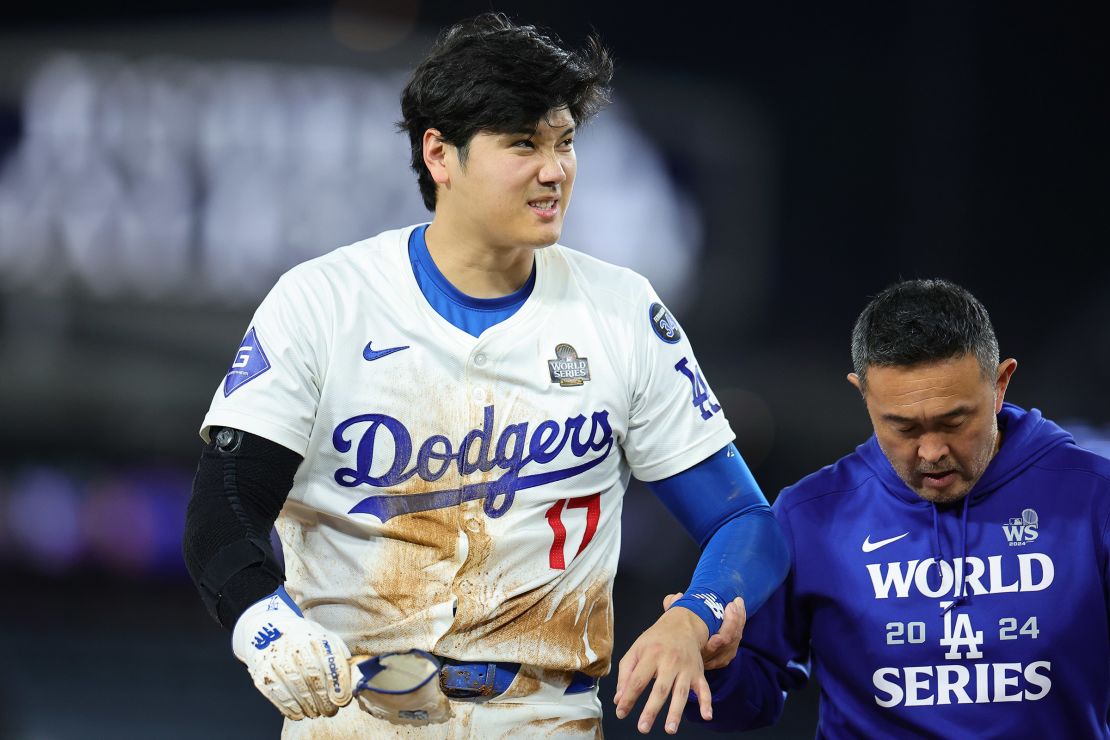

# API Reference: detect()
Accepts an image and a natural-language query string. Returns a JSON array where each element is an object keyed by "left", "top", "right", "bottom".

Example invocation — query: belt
[{"left": 436, "top": 657, "right": 597, "bottom": 700}]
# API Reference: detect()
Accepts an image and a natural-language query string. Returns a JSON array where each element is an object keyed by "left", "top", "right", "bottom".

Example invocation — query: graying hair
[{"left": 851, "top": 278, "right": 999, "bottom": 390}]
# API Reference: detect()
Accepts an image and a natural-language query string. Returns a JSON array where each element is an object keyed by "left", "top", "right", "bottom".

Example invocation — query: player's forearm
[
  {"left": 670, "top": 510, "right": 790, "bottom": 633},
  {"left": 182, "top": 427, "right": 300, "bottom": 628},
  {"left": 647, "top": 443, "right": 791, "bottom": 634}
]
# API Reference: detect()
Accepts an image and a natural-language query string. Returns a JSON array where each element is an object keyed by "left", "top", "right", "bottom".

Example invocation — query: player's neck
[{"left": 424, "top": 220, "right": 536, "bottom": 299}]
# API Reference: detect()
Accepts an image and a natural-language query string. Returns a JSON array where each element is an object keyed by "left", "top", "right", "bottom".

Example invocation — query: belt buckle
[{"left": 439, "top": 660, "right": 502, "bottom": 700}]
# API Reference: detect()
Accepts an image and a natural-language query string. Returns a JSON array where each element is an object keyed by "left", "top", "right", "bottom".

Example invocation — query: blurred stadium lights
[
  {"left": 7, "top": 467, "right": 83, "bottom": 573},
  {"left": 0, "top": 52, "right": 701, "bottom": 308},
  {"left": 1, "top": 463, "right": 192, "bottom": 578},
  {"left": 330, "top": 0, "right": 421, "bottom": 53}
]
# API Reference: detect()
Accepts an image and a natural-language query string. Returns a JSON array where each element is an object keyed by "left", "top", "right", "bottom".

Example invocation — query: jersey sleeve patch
[
  {"left": 648, "top": 301, "right": 682, "bottom": 344},
  {"left": 223, "top": 326, "right": 272, "bottom": 397}
]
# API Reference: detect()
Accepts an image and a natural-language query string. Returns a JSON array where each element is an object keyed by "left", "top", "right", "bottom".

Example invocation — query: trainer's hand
[
  {"left": 232, "top": 587, "right": 353, "bottom": 720},
  {"left": 614, "top": 606, "right": 712, "bottom": 735},
  {"left": 663, "top": 591, "right": 747, "bottom": 670}
]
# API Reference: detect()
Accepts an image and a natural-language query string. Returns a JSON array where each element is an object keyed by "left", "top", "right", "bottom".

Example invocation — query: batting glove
[{"left": 231, "top": 586, "right": 353, "bottom": 720}]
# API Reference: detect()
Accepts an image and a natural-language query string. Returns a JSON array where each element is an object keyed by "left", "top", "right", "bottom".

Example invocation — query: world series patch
[{"left": 548, "top": 343, "right": 590, "bottom": 387}]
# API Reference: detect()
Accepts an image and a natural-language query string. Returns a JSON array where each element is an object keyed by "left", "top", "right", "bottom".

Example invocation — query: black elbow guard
[
  {"left": 196, "top": 537, "right": 284, "bottom": 625},
  {"left": 183, "top": 427, "right": 302, "bottom": 628}
]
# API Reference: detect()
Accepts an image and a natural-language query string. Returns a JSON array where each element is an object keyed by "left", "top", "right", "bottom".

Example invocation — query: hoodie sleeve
[
  {"left": 1102, "top": 507, "right": 1110, "bottom": 639},
  {"left": 685, "top": 498, "right": 813, "bottom": 730}
]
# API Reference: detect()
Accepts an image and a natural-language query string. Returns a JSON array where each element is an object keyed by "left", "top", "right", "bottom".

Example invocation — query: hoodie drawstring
[
  {"left": 930, "top": 504, "right": 943, "bottom": 566},
  {"left": 941, "top": 494, "right": 973, "bottom": 615}
]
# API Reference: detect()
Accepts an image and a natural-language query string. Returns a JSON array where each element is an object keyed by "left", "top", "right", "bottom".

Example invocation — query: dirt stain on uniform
[
  {"left": 350, "top": 477, "right": 462, "bottom": 654},
  {"left": 497, "top": 665, "right": 543, "bottom": 700},
  {"left": 280, "top": 702, "right": 470, "bottom": 740},
  {"left": 513, "top": 716, "right": 602, "bottom": 739},
  {"left": 438, "top": 559, "right": 614, "bottom": 678},
  {"left": 421, "top": 391, "right": 618, "bottom": 676}
]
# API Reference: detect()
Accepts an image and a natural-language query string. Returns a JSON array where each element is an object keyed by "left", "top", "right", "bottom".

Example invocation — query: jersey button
[
  {"left": 474, "top": 353, "right": 487, "bottom": 366},
  {"left": 464, "top": 519, "right": 481, "bottom": 533},
  {"left": 472, "top": 388, "right": 486, "bottom": 402}
]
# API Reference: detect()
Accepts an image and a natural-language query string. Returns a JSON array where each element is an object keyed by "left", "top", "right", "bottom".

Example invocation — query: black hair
[
  {"left": 851, "top": 278, "right": 1000, "bottom": 389},
  {"left": 399, "top": 12, "right": 614, "bottom": 210}
]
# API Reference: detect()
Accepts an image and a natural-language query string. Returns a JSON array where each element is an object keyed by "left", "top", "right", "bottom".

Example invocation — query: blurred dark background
[{"left": 0, "top": 1, "right": 1106, "bottom": 738}]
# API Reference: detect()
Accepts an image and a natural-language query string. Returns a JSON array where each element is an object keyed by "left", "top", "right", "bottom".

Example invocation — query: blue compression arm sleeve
[{"left": 646, "top": 444, "right": 791, "bottom": 634}]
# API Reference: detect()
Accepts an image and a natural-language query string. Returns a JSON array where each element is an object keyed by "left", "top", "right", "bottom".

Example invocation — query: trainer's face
[
  {"left": 849, "top": 354, "right": 1017, "bottom": 504},
  {"left": 440, "top": 108, "right": 576, "bottom": 250}
]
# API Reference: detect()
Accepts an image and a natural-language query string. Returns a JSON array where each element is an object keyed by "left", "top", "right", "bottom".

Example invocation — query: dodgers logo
[
  {"left": 334, "top": 405, "right": 614, "bottom": 521},
  {"left": 649, "top": 302, "right": 682, "bottom": 344}
]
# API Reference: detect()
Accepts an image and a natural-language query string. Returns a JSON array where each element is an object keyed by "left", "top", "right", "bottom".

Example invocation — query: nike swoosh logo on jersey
[
  {"left": 862, "top": 532, "right": 910, "bottom": 552},
  {"left": 363, "top": 342, "right": 410, "bottom": 361}
]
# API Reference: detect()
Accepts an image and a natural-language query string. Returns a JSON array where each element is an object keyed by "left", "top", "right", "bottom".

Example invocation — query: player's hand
[
  {"left": 614, "top": 606, "right": 713, "bottom": 735},
  {"left": 662, "top": 591, "right": 747, "bottom": 670},
  {"left": 232, "top": 587, "right": 353, "bottom": 720}
]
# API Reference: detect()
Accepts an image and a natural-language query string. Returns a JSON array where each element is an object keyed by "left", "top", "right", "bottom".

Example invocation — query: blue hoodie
[{"left": 690, "top": 404, "right": 1110, "bottom": 738}]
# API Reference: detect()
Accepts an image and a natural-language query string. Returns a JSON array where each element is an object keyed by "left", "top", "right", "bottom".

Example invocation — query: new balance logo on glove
[{"left": 253, "top": 623, "right": 283, "bottom": 650}]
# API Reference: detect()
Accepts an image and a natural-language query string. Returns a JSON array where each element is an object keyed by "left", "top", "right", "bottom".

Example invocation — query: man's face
[
  {"left": 441, "top": 108, "right": 577, "bottom": 250},
  {"left": 849, "top": 354, "right": 1016, "bottom": 504}
]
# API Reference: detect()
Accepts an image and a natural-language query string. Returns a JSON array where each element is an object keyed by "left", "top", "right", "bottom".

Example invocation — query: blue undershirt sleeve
[
  {"left": 645, "top": 444, "right": 791, "bottom": 635},
  {"left": 685, "top": 504, "right": 810, "bottom": 730}
]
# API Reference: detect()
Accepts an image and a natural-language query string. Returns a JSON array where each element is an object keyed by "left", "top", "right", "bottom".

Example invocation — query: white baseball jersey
[{"left": 201, "top": 224, "right": 734, "bottom": 680}]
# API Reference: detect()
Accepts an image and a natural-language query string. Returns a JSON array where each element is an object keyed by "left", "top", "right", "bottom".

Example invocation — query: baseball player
[{"left": 182, "top": 13, "right": 790, "bottom": 738}]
